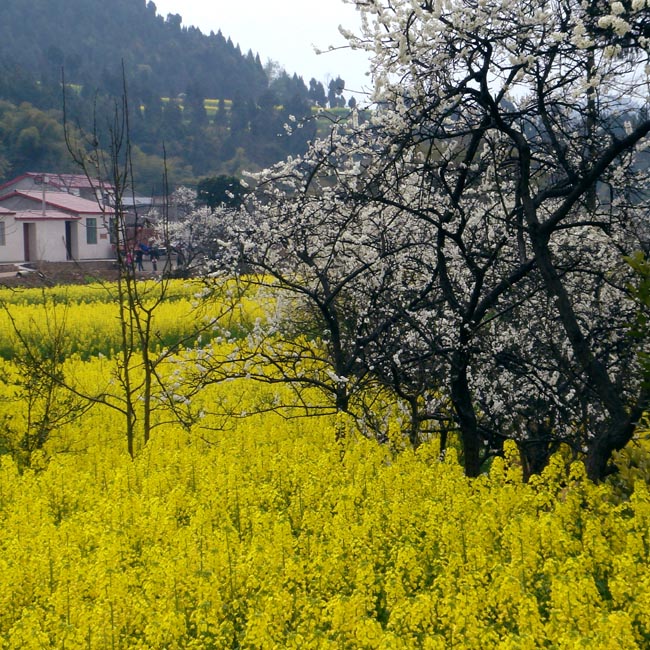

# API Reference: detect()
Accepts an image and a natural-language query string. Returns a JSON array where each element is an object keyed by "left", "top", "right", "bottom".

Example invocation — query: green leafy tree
[
  {"left": 308, "top": 78, "right": 326, "bottom": 106},
  {"left": 197, "top": 175, "right": 248, "bottom": 212},
  {"left": 327, "top": 77, "right": 345, "bottom": 109}
]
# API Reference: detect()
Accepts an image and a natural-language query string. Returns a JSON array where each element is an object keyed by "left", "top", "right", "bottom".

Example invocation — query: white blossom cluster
[
  {"left": 210, "top": 0, "right": 650, "bottom": 477},
  {"left": 150, "top": 186, "right": 243, "bottom": 274}
]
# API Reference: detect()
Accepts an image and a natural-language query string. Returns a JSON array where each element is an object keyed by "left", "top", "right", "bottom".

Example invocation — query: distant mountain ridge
[
  {"left": 0, "top": 0, "right": 268, "bottom": 103},
  {"left": 0, "top": 0, "right": 335, "bottom": 190}
]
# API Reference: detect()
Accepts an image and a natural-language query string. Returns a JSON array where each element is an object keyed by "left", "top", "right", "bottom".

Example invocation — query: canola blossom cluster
[{"left": 0, "top": 283, "right": 649, "bottom": 649}]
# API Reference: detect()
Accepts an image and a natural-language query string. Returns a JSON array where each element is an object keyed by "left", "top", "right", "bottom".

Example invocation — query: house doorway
[
  {"left": 23, "top": 223, "right": 35, "bottom": 262},
  {"left": 65, "top": 221, "right": 78, "bottom": 260}
]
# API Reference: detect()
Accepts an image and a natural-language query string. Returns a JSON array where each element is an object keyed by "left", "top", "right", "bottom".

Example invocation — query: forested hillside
[{"left": 0, "top": 0, "right": 346, "bottom": 190}]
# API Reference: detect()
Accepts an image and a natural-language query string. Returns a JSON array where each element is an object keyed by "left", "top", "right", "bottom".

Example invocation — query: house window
[
  {"left": 86, "top": 218, "right": 97, "bottom": 245},
  {"left": 0, "top": 221, "right": 5, "bottom": 246}
]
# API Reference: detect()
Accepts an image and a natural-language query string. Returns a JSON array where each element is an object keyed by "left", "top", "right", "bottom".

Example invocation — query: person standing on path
[
  {"left": 150, "top": 246, "right": 158, "bottom": 273},
  {"left": 135, "top": 247, "right": 144, "bottom": 272}
]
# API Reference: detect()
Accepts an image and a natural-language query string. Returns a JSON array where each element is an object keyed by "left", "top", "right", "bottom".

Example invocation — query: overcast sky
[{"left": 151, "top": 0, "right": 372, "bottom": 95}]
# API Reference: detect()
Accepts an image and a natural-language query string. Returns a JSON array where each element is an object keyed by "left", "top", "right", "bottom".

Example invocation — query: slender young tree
[{"left": 59, "top": 71, "right": 238, "bottom": 457}]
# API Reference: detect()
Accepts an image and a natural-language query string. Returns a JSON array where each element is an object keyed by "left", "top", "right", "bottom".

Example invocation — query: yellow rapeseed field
[
  {"left": 0, "top": 280, "right": 267, "bottom": 359},
  {"left": 0, "top": 282, "right": 649, "bottom": 649}
]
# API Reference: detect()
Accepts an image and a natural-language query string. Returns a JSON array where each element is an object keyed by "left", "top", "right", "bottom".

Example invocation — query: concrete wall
[
  {"left": 0, "top": 215, "right": 25, "bottom": 263},
  {"left": 0, "top": 215, "right": 113, "bottom": 263},
  {"left": 77, "top": 216, "right": 114, "bottom": 260}
]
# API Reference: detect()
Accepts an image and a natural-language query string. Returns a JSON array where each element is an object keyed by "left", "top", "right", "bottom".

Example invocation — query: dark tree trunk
[
  {"left": 511, "top": 134, "right": 641, "bottom": 483},
  {"left": 450, "top": 356, "right": 482, "bottom": 477},
  {"left": 439, "top": 428, "right": 448, "bottom": 459},
  {"left": 585, "top": 401, "right": 646, "bottom": 481},
  {"left": 518, "top": 436, "right": 558, "bottom": 482}
]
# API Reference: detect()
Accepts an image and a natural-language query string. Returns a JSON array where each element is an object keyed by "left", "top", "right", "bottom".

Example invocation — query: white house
[{"left": 0, "top": 190, "right": 114, "bottom": 263}]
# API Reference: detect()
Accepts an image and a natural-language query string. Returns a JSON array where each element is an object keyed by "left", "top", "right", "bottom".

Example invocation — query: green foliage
[
  {"left": 197, "top": 174, "right": 248, "bottom": 211},
  {"left": 0, "top": 100, "right": 75, "bottom": 177},
  {"left": 0, "top": 0, "right": 339, "bottom": 186},
  {"left": 609, "top": 422, "right": 650, "bottom": 498}
]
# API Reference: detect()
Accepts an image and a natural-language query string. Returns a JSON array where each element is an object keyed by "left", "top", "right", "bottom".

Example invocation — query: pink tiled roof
[
  {"left": 0, "top": 172, "right": 113, "bottom": 192},
  {"left": 35, "top": 173, "right": 104, "bottom": 190},
  {"left": 14, "top": 210, "right": 81, "bottom": 221},
  {"left": 3, "top": 190, "right": 107, "bottom": 214},
  {"left": 0, "top": 206, "right": 15, "bottom": 215}
]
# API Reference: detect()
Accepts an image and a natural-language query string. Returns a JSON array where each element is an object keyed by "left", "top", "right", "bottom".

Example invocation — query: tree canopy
[
  {"left": 217, "top": 0, "right": 650, "bottom": 481},
  {"left": 197, "top": 175, "right": 248, "bottom": 212}
]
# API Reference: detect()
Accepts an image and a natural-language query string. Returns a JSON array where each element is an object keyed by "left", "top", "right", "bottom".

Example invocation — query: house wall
[
  {"left": 0, "top": 215, "right": 25, "bottom": 263},
  {"left": 77, "top": 216, "right": 114, "bottom": 260},
  {"left": 31, "top": 220, "right": 69, "bottom": 262},
  {"left": 0, "top": 177, "right": 35, "bottom": 198},
  {"left": 0, "top": 216, "right": 113, "bottom": 263},
  {"left": 0, "top": 195, "right": 37, "bottom": 211}
]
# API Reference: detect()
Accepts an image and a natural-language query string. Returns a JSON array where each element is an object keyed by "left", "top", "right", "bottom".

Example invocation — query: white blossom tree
[
  {"left": 154, "top": 186, "right": 244, "bottom": 275},
  {"left": 218, "top": 0, "right": 650, "bottom": 480},
  {"left": 216, "top": 163, "right": 428, "bottom": 427}
]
